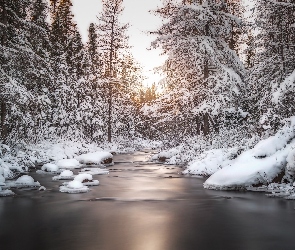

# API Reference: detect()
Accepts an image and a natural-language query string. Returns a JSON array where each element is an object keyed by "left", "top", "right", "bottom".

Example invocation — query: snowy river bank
[{"left": 1, "top": 151, "right": 295, "bottom": 250}]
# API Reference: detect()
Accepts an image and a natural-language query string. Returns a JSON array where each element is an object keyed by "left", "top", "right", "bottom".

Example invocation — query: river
[{"left": 0, "top": 151, "right": 295, "bottom": 250}]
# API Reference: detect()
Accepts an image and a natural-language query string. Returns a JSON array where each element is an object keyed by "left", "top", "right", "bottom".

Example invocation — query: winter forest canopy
[{"left": 1, "top": 0, "right": 295, "bottom": 194}]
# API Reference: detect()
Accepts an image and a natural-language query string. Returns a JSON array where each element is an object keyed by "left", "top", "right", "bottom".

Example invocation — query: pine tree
[{"left": 96, "top": 0, "right": 129, "bottom": 142}]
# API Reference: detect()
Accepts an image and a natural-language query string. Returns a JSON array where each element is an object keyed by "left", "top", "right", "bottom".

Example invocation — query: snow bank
[
  {"left": 183, "top": 148, "right": 243, "bottom": 176},
  {"left": 204, "top": 118, "right": 295, "bottom": 190},
  {"left": 76, "top": 151, "right": 113, "bottom": 165},
  {"left": 56, "top": 159, "right": 80, "bottom": 169}
]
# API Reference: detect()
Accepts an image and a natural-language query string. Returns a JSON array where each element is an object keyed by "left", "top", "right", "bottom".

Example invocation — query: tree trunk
[{"left": 203, "top": 113, "right": 210, "bottom": 136}]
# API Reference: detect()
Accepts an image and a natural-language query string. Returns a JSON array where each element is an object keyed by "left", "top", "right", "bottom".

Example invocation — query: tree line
[
  {"left": 1, "top": 0, "right": 295, "bottom": 146},
  {"left": 0, "top": 0, "right": 148, "bottom": 144}
]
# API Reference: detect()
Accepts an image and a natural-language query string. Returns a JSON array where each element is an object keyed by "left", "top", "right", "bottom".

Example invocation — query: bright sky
[{"left": 71, "top": 0, "right": 166, "bottom": 87}]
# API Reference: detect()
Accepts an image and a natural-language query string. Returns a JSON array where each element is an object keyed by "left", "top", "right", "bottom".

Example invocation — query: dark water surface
[{"left": 1, "top": 151, "right": 295, "bottom": 250}]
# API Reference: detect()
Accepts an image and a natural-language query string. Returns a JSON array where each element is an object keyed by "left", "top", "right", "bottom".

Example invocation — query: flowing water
[{"left": 1, "top": 151, "right": 295, "bottom": 250}]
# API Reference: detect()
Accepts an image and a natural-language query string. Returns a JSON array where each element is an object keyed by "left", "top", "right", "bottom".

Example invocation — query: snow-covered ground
[{"left": 203, "top": 118, "right": 295, "bottom": 193}]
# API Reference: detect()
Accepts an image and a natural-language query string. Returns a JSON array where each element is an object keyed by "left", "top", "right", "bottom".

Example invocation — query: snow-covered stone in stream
[
  {"left": 10, "top": 175, "right": 41, "bottom": 188},
  {"left": 52, "top": 170, "right": 75, "bottom": 181},
  {"left": 73, "top": 174, "right": 99, "bottom": 186},
  {"left": 56, "top": 159, "right": 80, "bottom": 169},
  {"left": 36, "top": 163, "right": 61, "bottom": 174},
  {"left": 74, "top": 173, "right": 92, "bottom": 182},
  {"left": 0, "top": 186, "right": 15, "bottom": 197},
  {"left": 76, "top": 151, "right": 113, "bottom": 166},
  {"left": 79, "top": 168, "right": 109, "bottom": 175},
  {"left": 59, "top": 180, "right": 89, "bottom": 193}
]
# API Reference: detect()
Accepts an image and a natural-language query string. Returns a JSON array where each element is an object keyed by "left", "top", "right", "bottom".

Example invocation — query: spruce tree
[{"left": 96, "top": 0, "right": 129, "bottom": 142}]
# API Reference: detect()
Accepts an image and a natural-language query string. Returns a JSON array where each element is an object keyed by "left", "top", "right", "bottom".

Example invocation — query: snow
[
  {"left": 204, "top": 119, "right": 295, "bottom": 190},
  {"left": 0, "top": 189, "right": 15, "bottom": 197},
  {"left": 59, "top": 180, "right": 89, "bottom": 193},
  {"left": 74, "top": 173, "right": 93, "bottom": 182},
  {"left": 0, "top": 175, "right": 5, "bottom": 186},
  {"left": 41, "top": 163, "right": 59, "bottom": 172},
  {"left": 56, "top": 159, "right": 80, "bottom": 169},
  {"left": 52, "top": 170, "right": 74, "bottom": 180},
  {"left": 76, "top": 151, "right": 113, "bottom": 165},
  {"left": 183, "top": 148, "right": 242, "bottom": 176},
  {"left": 16, "top": 175, "right": 35, "bottom": 185},
  {"left": 68, "top": 180, "right": 84, "bottom": 189},
  {"left": 11, "top": 175, "right": 41, "bottom": 188}
]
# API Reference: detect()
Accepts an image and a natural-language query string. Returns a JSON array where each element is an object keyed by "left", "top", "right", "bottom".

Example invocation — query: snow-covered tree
[
  {"left": 247, "top": 0, "right": 295, "bottom": 132},
  {"left": 0, "top": 0, "right": 52, "bottom": 142},
  {"left": 148, "top": 0, "right": 246, "bottom": 139},
  {"left": 96, "top": 0, "right": 130, "bottom": 142}
]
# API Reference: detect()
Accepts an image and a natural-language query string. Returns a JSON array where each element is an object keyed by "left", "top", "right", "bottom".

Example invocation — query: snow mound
[
  {"left": 76, "top": 151, "right": 113, "bottom": 165},
  {"left": 79, "top": 168, "right": 109, "bottom": 175},
  {"left": 0, "top": 188, "right": 15, "bottom": 197},
  {"left": 204, "top": 119, "right": 295, "bottom": 190},
  {"left": 56, "top": 159, "right": 80, "bottom": 169},
  {"left": 41, "top": 163, "right": 59, "bottom": 172},
  {"left": 183, "top": 148, "right": 242, "bottom": 176},
  {"left": 59, "top": 180, "right": 89, "bottom": 193},
  {"left": 52, "top": 170, "right": 74, "bottom": 181},
  {"left": 74, "top": 173, "right": 93, "bottom": 182},
  {"left": 12, "top": 175, "right": 41, "bottom": 188},
  {"left": 72, "top": 174, "right": 99, "bottom": 186}
]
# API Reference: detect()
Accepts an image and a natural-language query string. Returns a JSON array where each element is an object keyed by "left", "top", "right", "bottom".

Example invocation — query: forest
[{"left": 1, "top": 0, "right": 295, "bottom": 196}]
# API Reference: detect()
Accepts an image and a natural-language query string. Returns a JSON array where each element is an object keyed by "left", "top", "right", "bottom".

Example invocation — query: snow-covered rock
[
  {"left": 76, "top": 151, "right": 113, "bottom": 166},
  {"left": 41, "top": 163, "right": 59, "bottom": 172},
  {"left": 56, "top": 159, "right": 80, "bottom": 169},
  {"left": 74, "top": 173, "right": 93, "bottom": 182},
  {"left": 0, "top": 187, "right": 15, "bottom": 197},
  {"left": 59, "top": 180, "right": 89, "bottom": 193},
  {"left": 52, "top": 170, "right": 75, "bottom": 181},
  {"left": 11, "top": 175, "right": 41, "bottom": 188},
  {"left": 73, "top": 174, "right": 99, "bottom": 186}
]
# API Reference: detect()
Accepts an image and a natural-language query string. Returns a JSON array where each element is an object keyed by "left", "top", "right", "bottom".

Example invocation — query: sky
[{"left": 71, "top": 0, "right": 166, "bottom": 87}]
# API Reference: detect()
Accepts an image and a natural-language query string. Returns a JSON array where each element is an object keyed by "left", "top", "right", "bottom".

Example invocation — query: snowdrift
[{"left": 204, "top": 117, "right": 295, "bottom": 191}]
